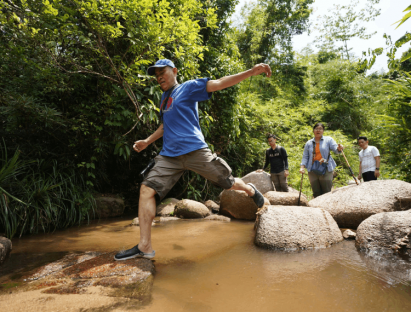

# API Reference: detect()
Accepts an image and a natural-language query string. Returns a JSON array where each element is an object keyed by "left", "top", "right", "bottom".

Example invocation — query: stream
[{"left": 1, "top": 216, "right": 411, "bottom": 311}]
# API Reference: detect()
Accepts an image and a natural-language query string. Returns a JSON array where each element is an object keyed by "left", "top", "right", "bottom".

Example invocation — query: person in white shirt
[{"left": 357, "top": 136, "right": 380, "bottom": 182}]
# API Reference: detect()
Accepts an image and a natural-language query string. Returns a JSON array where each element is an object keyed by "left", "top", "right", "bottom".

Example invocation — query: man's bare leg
[
  {"left": 138, "top": 184, "right": 157, "bottom": 253},
  {"left": 228, "top": 178, "right": 266, "bottom": 208},
  {"left": 229, "top": 178, "right": 255, "bottom": 196}
]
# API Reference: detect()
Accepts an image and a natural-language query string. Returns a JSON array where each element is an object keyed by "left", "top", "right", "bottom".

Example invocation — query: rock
[
  {"left": 204, "top": 215, "right": 231, "bottom": 222},
  {"left": 204, "top": 200, "right": 220, "bottom": 213},
  {"left": 241, "top": 171, "right": 275, "bottom": 194},
  {"left": 93, "top": 195, "right": 125, "bottom": 219},
  {"left": 355, "top": 211, "right": 411, "bottom": 257},
  {"left": 308, "top": 180, "right": 411, "bottom": 228},
  {"left": 343, "top": 229, "right": 356, "bottom": 239},
  {"left": 174, "top": 199, "right": 210, "bottom": 219},
  {"left": 287, "top": 186, "right": 299, "bottom": 193},
  {"left": 132, "top": 217, "right": 155, "bottom": 226},
  {"left": 26, "top": 251, "right": 154, "bottom": 301},
  {"left": 264, "top": 191, "right": 308, "bottom": 206},
  {"left": 0, "top": 237, "right": 12, "bottom": 265},
  {"left": 156, "top": 198, "right": 180, "bottom": 216},
  {"left": 254, "top": 205, "right": 343, "bottom": 250},
  {"left": 220, "top": 190, "right": 269, "bottom": 220},
  {"left": 159, "top": 217, "right": 181, "bottom": 222}
]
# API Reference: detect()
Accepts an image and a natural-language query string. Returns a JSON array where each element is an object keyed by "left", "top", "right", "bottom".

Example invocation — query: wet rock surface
[
  {"left": 255, "top": 205, "right": 343, "bottom": 250},
  {"left": 23, "top": 251, "right": 155, "bottom": 301},
  {"left": 93, "top": 195, "right": 125, "bottom": 219},
  {"left": 174, "top": 199, "right": 210, "bottom": 219},
  {"left": 264, "top": 191, "right": 308, "bottom": 206},
  {"left": 308, "top": 180, "right": 411, "bottom": 228},
  {"left": 204, "top": 215, "right": 231, "bottom": 222},
  {"left": 241, "top": 171, "right": 275, "bottom": 194},
  {"left": 156, "top": 198, "right": 180, "bottom": 216},
  {"left": 220, "top": 190, "right": 269, "bottom": 220},
  {"left": 356, "top": 210, "right": 411, "bottom": 257},
  {"left": 159, "top": 217, "right": 181, "bottom": 222},
  {"left": 342, "top": 229, "right": 357, "bottom": 239},
  {"left": 0, "top": 237, "right": 12, "bottom": 265},
  {"left": 132, "top": 217, "right": 156, "bottom": 226},
  {"left": 204, "top": 200, "right": 220, "bottom": 213}
]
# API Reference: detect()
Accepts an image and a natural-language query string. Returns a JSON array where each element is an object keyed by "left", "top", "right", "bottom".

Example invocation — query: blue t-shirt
[{"left": 159, "top": 78, "right": 212, "bottom": 157}]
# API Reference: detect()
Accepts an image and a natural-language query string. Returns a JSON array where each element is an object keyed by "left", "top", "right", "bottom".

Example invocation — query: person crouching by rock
[
  {"left": 299, "top": 123, "right": 344, "bottom": 198},
  {"left": 257, "top": 134, "right": 289, "bottom": 192},
  {"left": 357, "top": 136, "right": 380, "bottom": 182}
]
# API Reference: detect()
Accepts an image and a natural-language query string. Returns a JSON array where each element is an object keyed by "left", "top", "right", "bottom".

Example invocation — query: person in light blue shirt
[
  {"left": 299, "top": 123, "right": 344, "bottom": 198},
  {"left": 114, "top": 59, "right": 272, "bottom": 261}
]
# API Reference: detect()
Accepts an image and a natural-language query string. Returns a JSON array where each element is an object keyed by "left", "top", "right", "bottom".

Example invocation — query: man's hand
[
  {"left": 133, "top": 140, "right": 149, "bottom": 153},
  {"left": 337, "top": 144, "right": 344, "bottom": 152},
  {"left": 284, "top": 170, "right": 289, "bottom": 177},
  {"left": 299, "top": 167, "right": 305, "bottom": 174},
  {"left": 374, "top": 169, "right": 380, "bottom": 178},
  {"left": 250, "top": 63, "right": 272, "bottom": 78},
  {"left": 357, "top": 174, "right": 362, "bottom": 180}
]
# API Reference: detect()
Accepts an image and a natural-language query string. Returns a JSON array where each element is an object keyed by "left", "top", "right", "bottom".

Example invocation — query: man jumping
[{"left": 114, "top": 59, "right": 272, "bottom": 260}]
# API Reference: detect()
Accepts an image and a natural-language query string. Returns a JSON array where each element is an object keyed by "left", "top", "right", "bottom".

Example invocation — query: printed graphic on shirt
[
  {"left": 160, "top": 97, "right": 174, "bottom": 113},
  {"left": 269, "top": 151, "right": 280, "bottom": 157}
]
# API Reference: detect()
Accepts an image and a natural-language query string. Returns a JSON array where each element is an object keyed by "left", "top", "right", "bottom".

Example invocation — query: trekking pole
[
  {"left": 297, "top": 173, "right": 304, "bottom": 206},
  {"left": 341, "top": 150, "right": 359, "bottom": 185}
]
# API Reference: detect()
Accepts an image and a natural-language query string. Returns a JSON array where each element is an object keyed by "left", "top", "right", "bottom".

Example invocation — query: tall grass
[{"left": 0, "top": 143, "right": 95, "bottom": 238}]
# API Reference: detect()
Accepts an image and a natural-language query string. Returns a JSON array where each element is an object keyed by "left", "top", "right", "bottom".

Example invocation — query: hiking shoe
[
  {"left": 248, "top": 183, "right": 265, "bottom": 208},
  {"left": 114, "top": 245, "right": 155, "bottom": 261}
]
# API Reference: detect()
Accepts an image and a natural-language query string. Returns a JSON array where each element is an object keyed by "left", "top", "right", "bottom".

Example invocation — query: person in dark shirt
[{"left": 257, "top": 134, "right": 289, "bottom": 192}]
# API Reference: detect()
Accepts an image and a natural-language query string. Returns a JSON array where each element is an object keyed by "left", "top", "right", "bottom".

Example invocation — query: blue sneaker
[{"left": 114, "top": 245, "right": 155, "bottom": 261}]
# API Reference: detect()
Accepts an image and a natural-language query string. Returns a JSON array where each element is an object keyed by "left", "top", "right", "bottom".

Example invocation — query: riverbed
[{"left": 1, "top": 217, "right": 411, "bottom": 311}]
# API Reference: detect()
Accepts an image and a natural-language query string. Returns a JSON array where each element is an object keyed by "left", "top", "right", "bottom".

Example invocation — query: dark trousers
[
  {"left": 308, "top": 171, "right": 333, "bottom": 198},
  {"left": 270, "top": 171, "right": 289, "bottom": 192},
  {"left": 362, "top": 171, "right": 377, "bottom": 182}
]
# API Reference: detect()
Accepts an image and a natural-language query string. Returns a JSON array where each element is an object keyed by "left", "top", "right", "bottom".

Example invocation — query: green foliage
[
  {"left": 314, "top": 0, "right": 381, "bottom": 61},
  {"left": 0, "top": 143, "right": 95, "bottom": 238},
  {"left": 0, "top": 0, "right": 409, "bottom": 232},
  {"left": 236, "top": 0, "right": 313, "bottom": 67}
]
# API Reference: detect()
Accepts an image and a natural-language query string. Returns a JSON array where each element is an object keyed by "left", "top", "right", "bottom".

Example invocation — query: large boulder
[
  {"left": 220, "top": 190, "right": 269, "bottom": 220},
  {"left": 241, "top": 171, "right": 275, "bottom": 194},
  {"left": 264, "top": 191, "right": 308, "bottom": 206},
  {"left": 93, "top": 195, "right": 125, "bottom": 219},
  {"left": 255, "top": 206, "right": 343, "bottom": 250},
  {"left": 308, "top": 180, "right": 411, "bottom": 228},
  {"left": 355, "top": 211, "right": 411, "bottom": 257},
  {"left": 204, "top": 200, "right": 220, "bottom": 213},
  {"left": 156, "top": 198, "right": 179, "bottom": 216},
  {"left": 174, "top": 199, "right": 210, "bottom": 219},
  {"left": 0, "top": 236, "right": 12, "bottom": 265},
  {"left": 25, "top": 251, "right": 154, "bottom": 301}
]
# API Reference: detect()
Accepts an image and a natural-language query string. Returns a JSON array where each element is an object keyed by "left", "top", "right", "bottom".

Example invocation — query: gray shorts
[{"left": 142, "top": 148, "right": 235, "bottom": 200}]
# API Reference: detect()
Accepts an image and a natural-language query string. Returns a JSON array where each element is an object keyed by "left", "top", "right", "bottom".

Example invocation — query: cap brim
[{"left": 147, "top": 65, "right": 167, "bottom": 76}]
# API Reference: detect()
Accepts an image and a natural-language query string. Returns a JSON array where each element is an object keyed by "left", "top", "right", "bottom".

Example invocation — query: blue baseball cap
[{"left": 147, "top": 59, "right": 176, "bottom": 76}]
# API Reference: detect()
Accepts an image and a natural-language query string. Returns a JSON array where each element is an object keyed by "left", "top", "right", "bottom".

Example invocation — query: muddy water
[{"left": 1, "top": 217, "right": 411, "bottom": 312}]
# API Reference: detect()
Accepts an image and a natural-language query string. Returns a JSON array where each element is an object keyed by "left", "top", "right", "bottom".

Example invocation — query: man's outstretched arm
[
  {"left": 133, "top": 124, "right": 164, "bottom": 153},
  {"left": 206, "top": 63, "right": 272, "bottom": 93}
]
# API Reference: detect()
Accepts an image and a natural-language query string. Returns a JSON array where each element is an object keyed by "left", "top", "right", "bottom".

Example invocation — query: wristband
[{"left": 376, "top": 167, "right": 380, "bottom": 170}]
